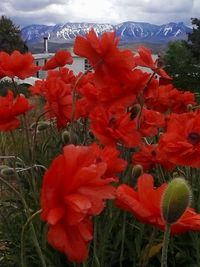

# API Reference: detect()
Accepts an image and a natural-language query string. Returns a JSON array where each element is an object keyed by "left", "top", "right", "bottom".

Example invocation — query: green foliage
[
  {"left": 0, "top": 80, "right": 30, "bottom": 97},
  {"left": 164, "top": 18, "right": 200, "bottom": 92},
  {"left": 0, "top": 16, "right": 28, "bottom": 53},
  {"left": 188, "top": 18, "right": 200, "bottom": 61}
]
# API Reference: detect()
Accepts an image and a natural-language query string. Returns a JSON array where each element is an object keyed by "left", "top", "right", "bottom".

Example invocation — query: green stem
[
  {"left": 92, "top": 217, "right": 100, "bottom": 267},
  {"left": 31, "top": 110, "right": 50, "bottom": 165},
  {"left": 21, "top": 210, "right": 42, "bottom": 267},
  {"left": 136, "top": 72, "right": 156, "bottom": 130},
  {"left": 140, "top": 227, "right": 157, "bottom": 267},
  {"left": 161, "top": 223, "right": 171, "bottom": 267},
  {"left": 11, "top": 77, "right": 20, "bottom": 95},
  {"left": 23, "top": 114, "right": 32, "bottom": 161},
  {"left": 120, "top": 212, "right": 127, "bottom": 267},
  {"left": 10, "top": 132, "right": 46, "bottom": 267}
]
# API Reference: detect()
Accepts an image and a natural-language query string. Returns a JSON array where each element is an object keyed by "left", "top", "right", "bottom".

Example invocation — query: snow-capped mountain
[{"left": 21, "top": 21, "right": 192, "bottom": 44}]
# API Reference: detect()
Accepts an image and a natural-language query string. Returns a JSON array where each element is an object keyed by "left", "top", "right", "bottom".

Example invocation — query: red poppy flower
[
  {"left": 42, "top": 50, "right": 73, "bottom": 70},
  {"left": 158, "top": 112, "right": 200, "bottom": 168},
  {"left": 134, "top": 46, "right": 171, "bottom": 80},
  {"left": 40, "top": 144, "right": 116, "bottom": 262},
  {"left": 138, "top": 108, "right": 165, "bottom": 137},
  {"left": 145, "top": 84, "right": 195, "bottom": 114},
  {"left": 90, "top": 143, "right": 127, "bottom": 179},
  {"left": 0, "top": 90, "right": 33, "bottom": 131},
  {"left": 90, "top": 107, "right": 140, "bottom": 148},
  {"left": 29, "top": 67, "right": 75, "bottom": 96},
  {"left": 132, "top": 145, "right": 174, "bottom": 171},
  {"left": 0, "top": 50, "right": 40, "bottom": 79},
  {"left": 73, "top": 28, "right": 135, "bottom": 84},
  {"left": 30, "top": 77, "right": 73, "bottom": 129},
  {"left": 116, "top": 174, "right": 200, "bottom": 234},
  {"left": 47, "top": 217, "right": 92, "bottom": 262},
  {"left": 29, "top": 79, "right": 44, "bottom": 95},
  {"left": 43, "top": 79, "right": 73, "bottom": 129},
  {"left": 47, "top": 67, "right": 75, "bottom": 84}
]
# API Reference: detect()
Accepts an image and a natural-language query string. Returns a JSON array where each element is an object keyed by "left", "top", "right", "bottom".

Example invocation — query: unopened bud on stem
[{"left": 161, "top": 177, "right": 192, "bottom": 224}]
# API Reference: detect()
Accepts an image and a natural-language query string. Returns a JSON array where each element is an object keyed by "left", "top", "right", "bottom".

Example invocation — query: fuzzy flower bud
[
  {"left": 37, "top": 121, "right": 50, "bottom": 131},
  {"left": 131, "top": 164, "right": 143, "bottom": 186},
  {"left": 161, "top": 177, "right": 192, "bottom": 224},
  {"left": 62, "top": 130, "right": 70, "bottom": 144},
  {"left": 1, "top": 167, "right": 15, "bottom": 177}
]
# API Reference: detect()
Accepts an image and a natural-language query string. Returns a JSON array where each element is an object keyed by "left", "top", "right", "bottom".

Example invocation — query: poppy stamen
[{"left": 187, "top": 132, "right": 200, "bottom": 145}]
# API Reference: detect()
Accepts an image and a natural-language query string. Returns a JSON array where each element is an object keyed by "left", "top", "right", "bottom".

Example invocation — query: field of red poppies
[{"left": 1, "top": 29, "right": 200, "bottom": 267}]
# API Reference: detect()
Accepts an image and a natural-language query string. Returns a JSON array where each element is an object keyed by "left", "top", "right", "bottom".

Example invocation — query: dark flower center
[
  {"left": 151, "top": 150, "right": 157, "bottom": 157},
  {"left": 109, "top": 116, "right": 117, "bottom": 128},
  {"left": 187, "top": 132, "right": 200, "bottom": 145}
]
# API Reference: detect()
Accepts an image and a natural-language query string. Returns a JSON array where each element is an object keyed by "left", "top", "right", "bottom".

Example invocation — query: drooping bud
[
  {"left": 1, "top": 167, "right": 15, "bottom": 177},
  {"left": 37, "top": 121, "right": 50, "bottom": 131},
  {"left": 62, "top": 130, "right": 70, "bottom": 144},
  {"left": 187, "top": 104, "right": 193, "bottom": 112},
  {"left": 30, "top": 122, "right": 37, "bottom": 130},
  {"left": 132, "top": 164, "right": 143, "bottom": 180},
  {"left": 130, "top": 164, "right": 143, "bottom": 186},
  {"left": 62, "top": 130, "right": 78, "bottom": 144},
  {"left": 0, "top": 165, "right": 9, "bottom": 171},
  {"left": 161, "top": 177, "right": 192, "bottom": 224}
]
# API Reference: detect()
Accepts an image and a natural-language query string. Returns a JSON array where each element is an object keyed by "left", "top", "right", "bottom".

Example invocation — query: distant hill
[{"left": 21, "top": 21, "right": 192, "bottom": 53}]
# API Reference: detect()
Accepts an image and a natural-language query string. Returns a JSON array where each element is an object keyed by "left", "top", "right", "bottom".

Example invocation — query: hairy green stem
[
  {"left": 140, "top": 227, "right": 157, "bottom": 267},
  {"left": 120, "top": 211, "right": 127, "bottom": 267},
  {"left": 10, "top": 132, "right": 46, "bottom": 267},
  {"left": 161, "top": 223, "right": 171, "bottom": 267},
  {"left": 21, "top": 210, "right": 42, "bottom": 267}
]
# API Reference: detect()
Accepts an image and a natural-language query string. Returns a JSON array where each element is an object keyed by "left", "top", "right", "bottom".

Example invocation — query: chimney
[{"left": 43, "top": 37, "right": 48, "bottom": 53}]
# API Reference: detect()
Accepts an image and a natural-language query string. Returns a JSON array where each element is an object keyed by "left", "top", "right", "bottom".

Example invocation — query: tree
[
  {"left": 164, "top": 40, "right": 200, "bottom": 91},
  {"left": 187, "top": 18, "right": 200, "bottom": 62},
  {"left": 163, "top": 18, "right": 200, "bottom": 92},
  {"left": 0, "top": 16, "right": 28, "bottom": 53}
]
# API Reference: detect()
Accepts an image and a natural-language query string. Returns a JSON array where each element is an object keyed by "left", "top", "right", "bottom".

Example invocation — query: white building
[{"left": 33, "top": 52, "right": 89, "bottom": 80}]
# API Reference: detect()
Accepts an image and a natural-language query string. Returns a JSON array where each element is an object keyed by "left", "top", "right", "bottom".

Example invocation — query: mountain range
[{"left": 21, "top": 21, "right": 192, "bottom": 46}]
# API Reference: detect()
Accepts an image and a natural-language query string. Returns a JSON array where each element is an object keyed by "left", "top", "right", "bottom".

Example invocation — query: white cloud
[{"left": 0, "top": 0, "right": 199, "bottom": 27}]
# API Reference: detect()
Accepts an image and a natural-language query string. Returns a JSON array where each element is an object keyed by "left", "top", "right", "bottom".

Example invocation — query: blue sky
[{"left": 0, "top": 0, "right": 199, "bottom": 27}]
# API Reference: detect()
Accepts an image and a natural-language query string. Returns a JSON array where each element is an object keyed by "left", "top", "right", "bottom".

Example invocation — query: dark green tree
[
  {"left": 0, "top": 15, "right": 28, "bottom": 53},
  {"left": 164, "top": 40, "right": 200, "bottom": 91},
  {"left": 163, "top": 18, "right": 200, "bottom": 92},
  {"left": 187, "top": 18, "right": 200, "bottom": 61}
]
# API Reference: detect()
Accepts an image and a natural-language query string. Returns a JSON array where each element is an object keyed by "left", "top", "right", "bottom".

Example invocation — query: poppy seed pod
[{"left": 161, "top": 177, "right": 192, "bottom": 224}]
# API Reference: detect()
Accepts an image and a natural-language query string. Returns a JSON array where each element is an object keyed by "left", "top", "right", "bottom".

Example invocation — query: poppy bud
[
  {"left": 187, "top": 104, "right": 193, "bottom": 112},
  {"left": 161, "top": 177, "right": 192, "bottom": 224},
  {"left": 132, "top": 164, "right": 143, "bottom": 180},
  {"left": 30, "top": 122, "right": 37, "bottom": 130},
  {"left": 16, "top": 161, "right": 25, "bottom": 168},
  {"left": 1, "top": 167, "right": 15, "bottom": 177},
  {"left": 130, "top": 104, "right": 141, "bottom": 119},
  {"left": 62, "top": 130, "right": 70, "bottom": 144},
  {"left": 37, "top": 121, "right": 50, "bottom": 131},
  {"left": 0, "top": 165, "right": 9, "bottom": 170},
  {"left": 69, "top": 132, "right": 79, "bottom": 145},
  {"left": 130, "top": 164, "right": 143, "bottom": 187}
]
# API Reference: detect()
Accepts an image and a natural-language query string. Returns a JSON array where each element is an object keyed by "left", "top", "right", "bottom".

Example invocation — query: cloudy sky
[{"left": 0, "top": 0, "right": 200, "bottom": 28}]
